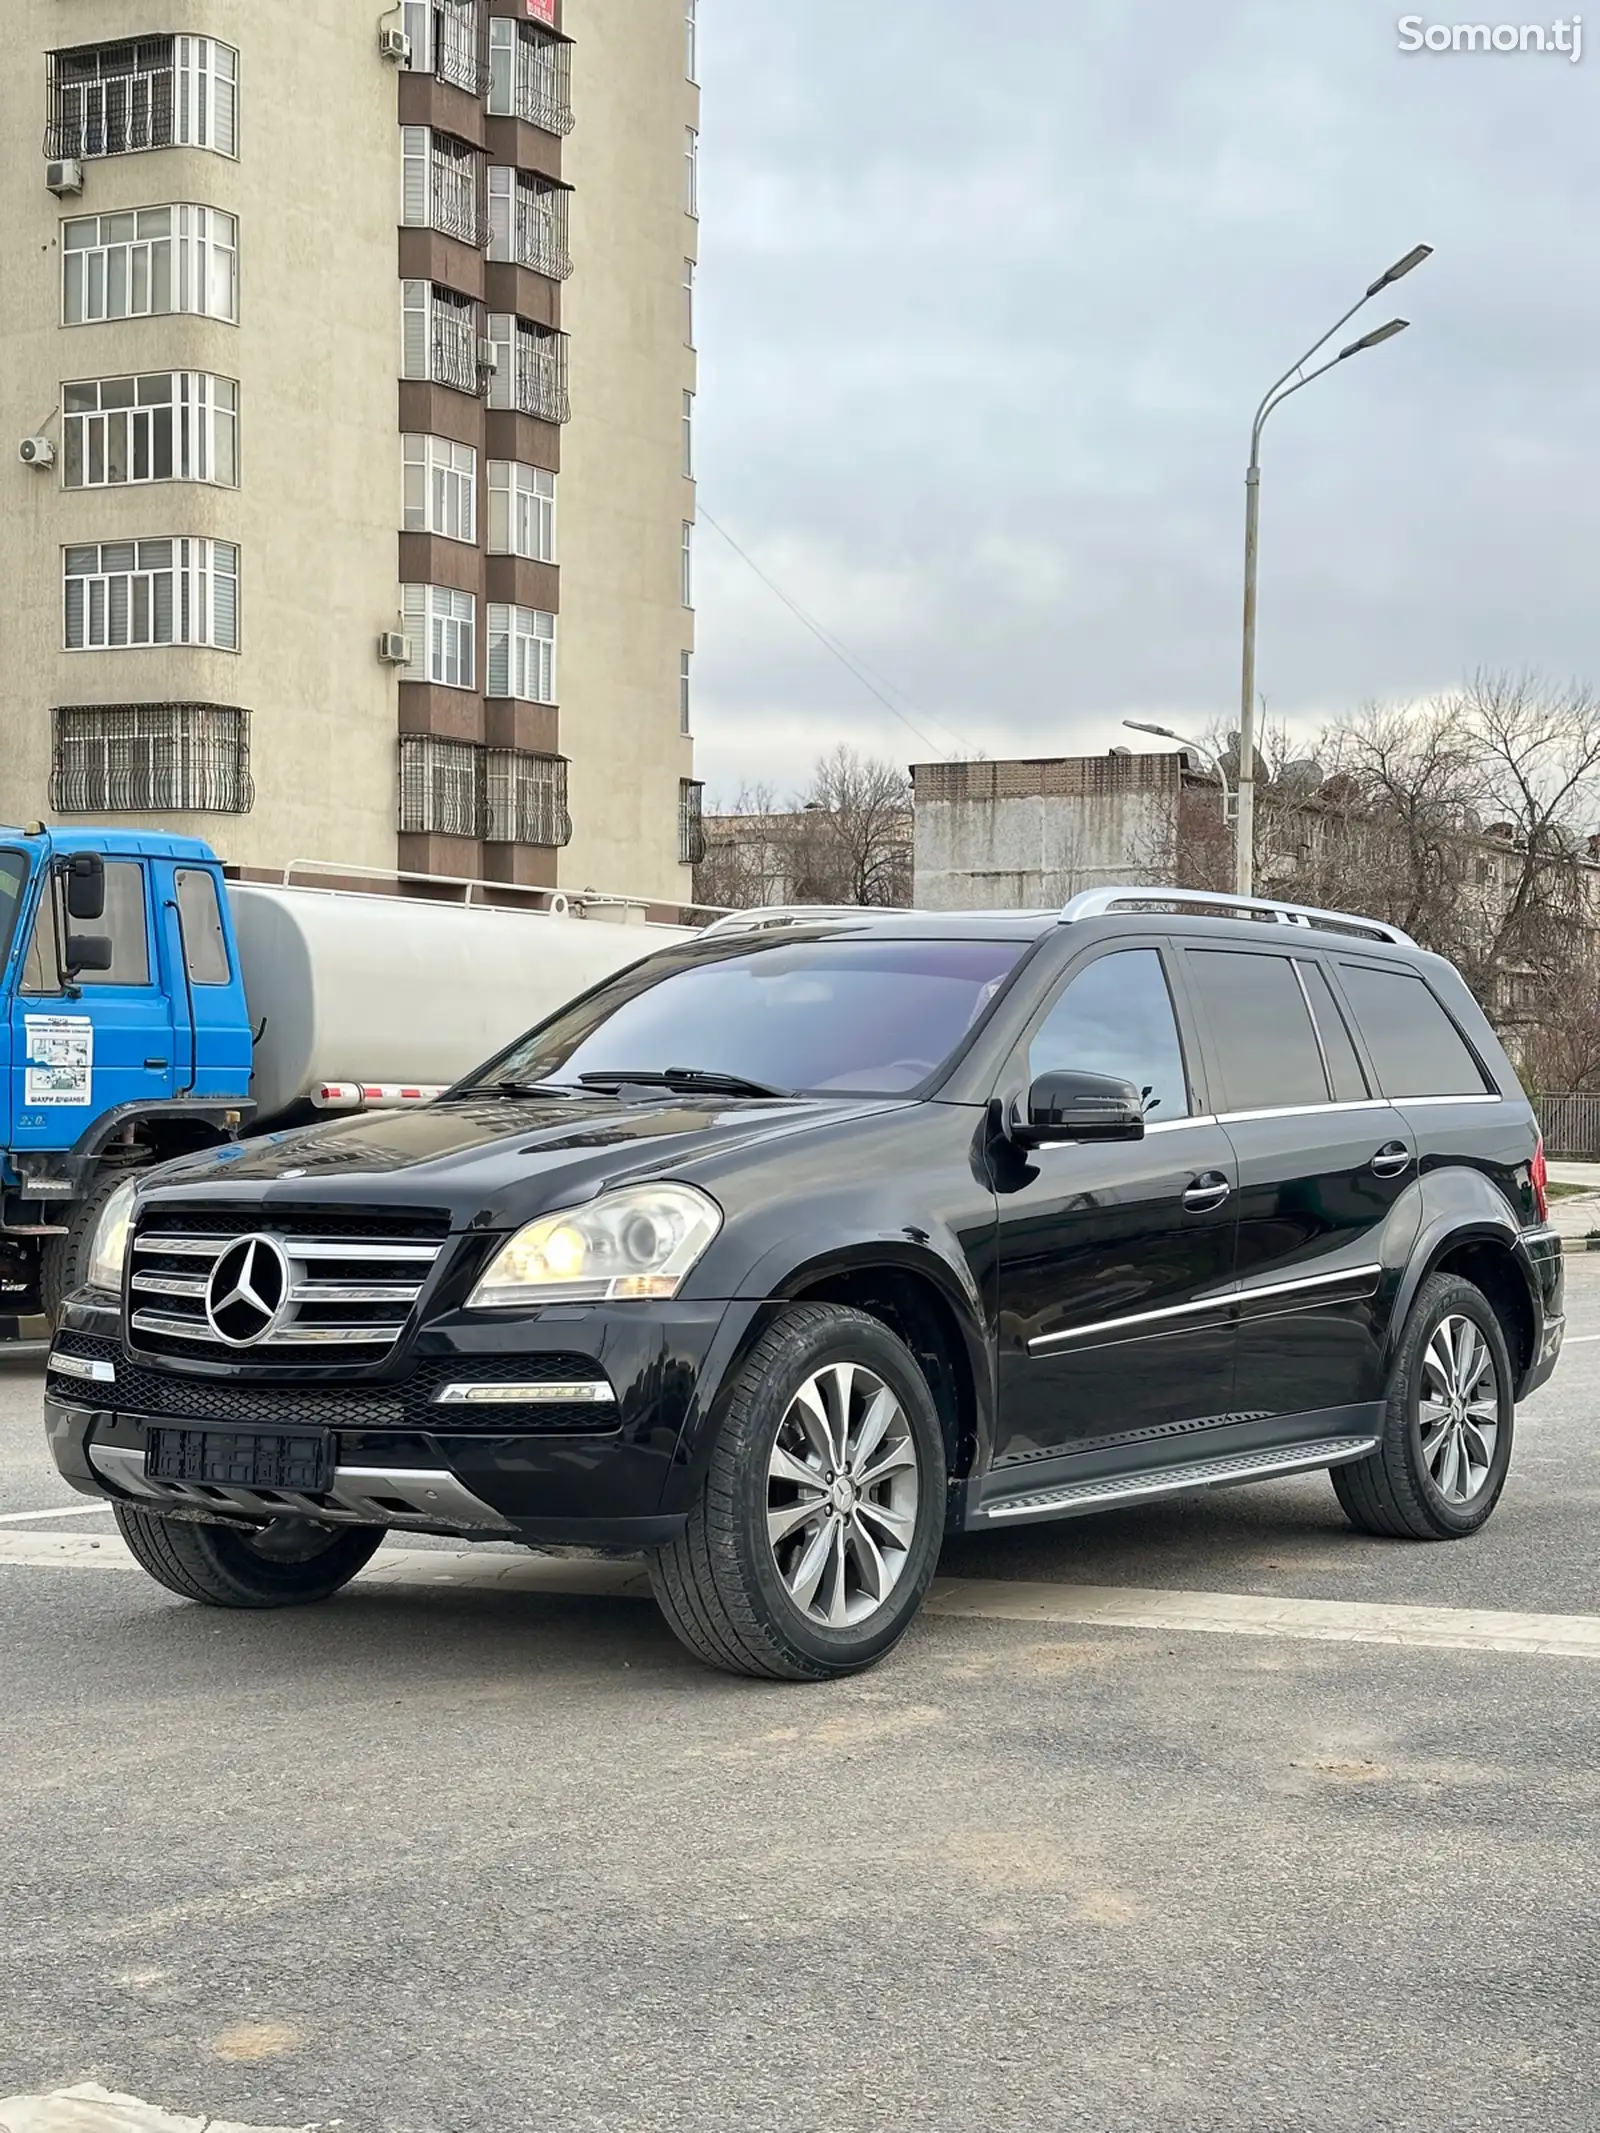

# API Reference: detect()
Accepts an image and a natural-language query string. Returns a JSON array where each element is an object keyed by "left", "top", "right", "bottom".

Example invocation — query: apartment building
[{"left": 0, "top": 0, "right": 702, "bottom": 901}]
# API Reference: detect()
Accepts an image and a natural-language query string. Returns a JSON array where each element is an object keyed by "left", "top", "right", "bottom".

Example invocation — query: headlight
[
  {"left": 87, "top": 1177, "right": 140, "bottom": 1294},
  {"left": 468, "top": 1183, "right": 722, "bottom": 1308}
]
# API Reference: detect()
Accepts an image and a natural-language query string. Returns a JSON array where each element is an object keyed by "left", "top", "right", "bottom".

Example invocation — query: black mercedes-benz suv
[{"left": 45, "top": 888, "right": 1565, "bottom": 1680}]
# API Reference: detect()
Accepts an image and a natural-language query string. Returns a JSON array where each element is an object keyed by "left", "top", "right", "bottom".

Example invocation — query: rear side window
[
  {"left": 1299, "top": 961, "right": 1368, "bottom": 1102},
  {"left": 1186, "top": 949, "right": 1327, "bottom": 1111},
  {"left": 1028, "top": 948, "right": 1190, "bottom": 1121},
  {"left": 1336, "top": 963, "right": 1491, "bottom": 1099},
  {"left": 176, "top": 869, "right": 230, "bottom": 984}
]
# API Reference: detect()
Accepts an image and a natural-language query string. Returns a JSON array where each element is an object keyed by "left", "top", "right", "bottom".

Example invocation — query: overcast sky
[{"left": 690, "top": 0, "right": 1600, "bottom": 800}]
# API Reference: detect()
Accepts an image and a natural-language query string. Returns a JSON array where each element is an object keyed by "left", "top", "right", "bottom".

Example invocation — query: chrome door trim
[{"left": 1027, "top": 1262, "right": 1385, "bottom": 1354}]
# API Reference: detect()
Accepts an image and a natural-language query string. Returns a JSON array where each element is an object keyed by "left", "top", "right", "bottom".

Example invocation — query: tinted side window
[
  {"left": 1028, "top": 949, "right": 1190, "bottom": 1121},
  {"left": 83, "top": 862, "right": 151, "bottom": 987},
  {"left": 1336, "top": 963, "right": 1490, "bottom": 1098},
  {"left": 1300, "top": 961, "right": 1368, "bottom": 1102},
  {"left": 176, "top": 869, "right": 230, "bottom": 984},
  {"left": 1187, "top": 949, "right": 1328, "bottom": 1112}
]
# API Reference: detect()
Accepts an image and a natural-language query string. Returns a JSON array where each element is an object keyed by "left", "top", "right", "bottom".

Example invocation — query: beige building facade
[{"left": 0, "top": 0, "right": 699, "bottom": 902}]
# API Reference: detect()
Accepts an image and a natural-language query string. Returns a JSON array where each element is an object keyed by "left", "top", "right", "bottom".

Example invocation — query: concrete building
[{"left": 0, "top": 0, "right": 700, "bottom": 901}]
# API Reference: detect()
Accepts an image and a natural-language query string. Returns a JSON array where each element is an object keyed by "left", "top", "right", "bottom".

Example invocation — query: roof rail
[
  {"left": 1058, "top": 885, "right": 1414, "bottom": 947},
  {"left": 697, "top": 904, "right": 906, "bottom": 939}
]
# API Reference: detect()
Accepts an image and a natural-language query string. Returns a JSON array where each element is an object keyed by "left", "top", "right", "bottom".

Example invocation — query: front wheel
[
  {"left": 1332, "top": 1272, "right": 1515, "bottom": 1540},
  {"left": 648, "top": 1304, "right": 948, "bottom": 1681},
  {"left": 113, "top": 1505, "right": 384, "bottom": 1606}
]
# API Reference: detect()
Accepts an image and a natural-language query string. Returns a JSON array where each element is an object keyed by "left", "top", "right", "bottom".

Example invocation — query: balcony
[
  {"left": 402, "top": 284, "right": 482, "bottom": 396},
  {"left": 399, "top": 737, "right": 571, "bottom": 847},
  {"left": 488, "top": 172, "right": 572, "bottom": 281},
  {"left": 46, "top": 37, "right": 236, "bottom": 160},
  {"left": 486, "top": 317, "right": 570, "bottom": 424},
  {"left": 402, "top": 129, "right": 486, "bottom": 248},
  {"left": 51, "top": 704, "right": 254, "bottom": 815},
  {"left": 487, "top": 18, "right": 574, "bottom": 137},
  {"left": 404, "top": 0, "right": 486, "bottom": 98}
]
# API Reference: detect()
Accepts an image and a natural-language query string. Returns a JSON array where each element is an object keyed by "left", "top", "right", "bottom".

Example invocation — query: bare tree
[
  {"left": 790, "top": 747, "right": 913, "bottom": 907},
  {"left": 693, "top": 783, "right": 788, "bottom": 910}
]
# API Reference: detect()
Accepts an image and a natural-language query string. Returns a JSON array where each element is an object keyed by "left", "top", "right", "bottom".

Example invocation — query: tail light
[{"left": 1530, "top": 1133, "right": 1549, "bottom": 1224}]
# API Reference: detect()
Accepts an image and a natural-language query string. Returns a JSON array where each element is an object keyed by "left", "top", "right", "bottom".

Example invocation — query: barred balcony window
[
  {"left": 400, "top": 282, "right": 480, "bottom": 396},
  {"left": 486, "top": 750, "right": 571, "bottom": 847},
  {"left": 487, "top": 170, "right": 572, "bottom": 280},
  {"left": 51, "top": 703, "right": 253, "bottom": 814},
  {"left": 46, "top": 38, "right": 236, "bottom": 161},
  {"left": 679, "top": 779, "right": 707, "bottom": 867},
  {"left": 401, "top": 128, "right": 485, "bottom": 248},
  {"left": 485, "top": 315, "right": 570, "bottom": 424},
  {"left": 402, "top": 0, "right": 484, "bottom": 96},
  {"left": 487, "top": 19, "right": 574, "bottom": 137},
  {"left": 399, "top": 735, "right": 480, "bottom": 841},
  {"left": 398, "top": 739, "right": 571, "bottom": 847}
]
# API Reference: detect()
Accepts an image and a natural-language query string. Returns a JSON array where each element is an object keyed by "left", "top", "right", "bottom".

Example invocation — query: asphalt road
[{"left": 2, "top": 1271, "right": 1597, "bottom": 2133}]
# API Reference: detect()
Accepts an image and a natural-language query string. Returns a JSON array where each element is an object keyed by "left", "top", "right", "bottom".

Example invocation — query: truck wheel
[
  {"left": 648, "top": 1304, "right": 948, "bottom": 1681},
  {"left": 112, "top": 1505, "right": 384, "bottom": 1607},
  {"left": 1332, "top": 1272, "right": 1515, "bottom": 1540},
  {"left": 40, "top": 1167, "right": 138, "bottom": 1326}
]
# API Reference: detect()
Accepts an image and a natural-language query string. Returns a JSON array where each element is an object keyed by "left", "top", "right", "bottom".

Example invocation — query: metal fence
[{"left": 1537, "top": 1094, "right": 1600, "bottom": 1157}]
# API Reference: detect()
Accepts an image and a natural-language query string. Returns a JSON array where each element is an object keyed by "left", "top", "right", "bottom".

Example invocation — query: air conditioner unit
[
  {"left": 377, "top": 631, "right": 411, "bottom": 666},
  {"left": 18, "top": 438, "right": 56, "bottom": 469},
  {"left": 476, "top": 337, "right": 500, "bottom": 372},
  {"left": 46, "top": 157, "right": 84, "bottom": 198},
  {"left": 378, "top": 25, "right": 412, "bottom": 63}
]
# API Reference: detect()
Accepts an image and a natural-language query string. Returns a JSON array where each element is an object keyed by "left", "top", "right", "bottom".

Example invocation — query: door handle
[
  {"left": 1182, "top": 1172, "right": 1231, "bottom": 1212},
  {"left": 1370, "top": 1142, "right": 1413, "bottom": 1179},
  {"left": 144, "top": 1058, "right": 169, "bottom": 1071}
]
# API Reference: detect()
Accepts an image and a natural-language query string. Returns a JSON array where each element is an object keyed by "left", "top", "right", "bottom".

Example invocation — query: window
[
  {"left": 63, "top": 206, "right": 237, "bottom": 327},
  {"left": 1299, "top": 961, "right": 1368, "bottom": 1103},
  {"left": 484, "top": 938, "right": 1031, "bottom": 1100},
  {"left": 683, "top": 389, "right": 694, "bottom": 477},
  {"left": 401, "top": 128, "right": 482, "bottom": 246},
  {"left": 1336, "top": 964, "right": 1491, "bottom": 1100},
  {"left": 400, "top": 584, "right": 475, "bottom": 689},
  {"left": 486, "top": 750, "right": 571, "bottom": 846},
  {"left": 23, "top": 860, "right": 151, "bottom": 993},
  {"left": 679, "top": 779, "right": 706, "bottom": 866},
  {"left": 64, "top": 540, "right": 238, "bottom": 652},
  {"left": 400, "top": 282, "right": 478, "bottom": 395},
  {"left": 398, "top": 735, "right": 478, "bottom": 839},
  {"left": 487, "top": 462, "right": 556, "bottom": 561},
  {"left": 402, "top": 435, "right": 477, "bottom": 542},
  {"left": 680, "top": 650, "right": 692, "bottom": 736},
  {"left": 50, "top": 704, "right": 254, "bottom": 814},
  {"left": 685, "top": 127, "right": 699, "bottom": 216},
  {"left": 486, "top": 17, "right": 573, "bottom": 134},
  {"left": 487, "top": 605, "right": 556, "bottom": 703},
  {"left": 686, "top": 0, "right": 699, "bottom": 81},
  {"left": 0, "top": 853, "right": 29, "bottom": 973},
  {"left": 63, "top": 373, "right": 238, "bottom": 490},
  {"left": 1029, "top": 949, "right": 1190, "bottom": 1122},
  {"left": 485, "top": 315, "right": 570, "bottom": 422},
  {"left": 46, "top": 37, "right": 237, "bottom": 161},
  {"left": 402, "top": 0, "right": 480, "bottom": 94},
  {"left": 487, "top": 169, "right": 571, "bottom": 279},
  {"left": 681, "top": 520, "right": 694, "bottom": 607},
  {"left": 175, "top": 868, "right": 230, "bottom": 983},
  {"left": 683, "top": 257, "right": 695, "bottom": 346},
  {"left": 1186, "top": 949, "right": 1327, "bottom": 1112}
]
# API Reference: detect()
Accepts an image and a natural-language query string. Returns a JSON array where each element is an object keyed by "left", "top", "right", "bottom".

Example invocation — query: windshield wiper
[
  {"left": 438, "top": 1079, "right": 585, "bottom": 1103},
  {"left": 578, "top": 1067, "right": 792, "bottom": 1099}
]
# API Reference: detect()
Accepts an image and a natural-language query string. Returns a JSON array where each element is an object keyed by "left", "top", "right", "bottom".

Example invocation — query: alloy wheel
[
  {"left": 1419, "top": 1313, "right": 1501, "bottom": 1505},
  {"left": 766, "top": 1362, "right": 921, "bottom": 1628}
]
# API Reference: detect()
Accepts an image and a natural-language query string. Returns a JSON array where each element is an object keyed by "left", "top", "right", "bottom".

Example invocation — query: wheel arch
[{"left": 1393, "top": 1218, "right": 1538, "bottom": 1388}]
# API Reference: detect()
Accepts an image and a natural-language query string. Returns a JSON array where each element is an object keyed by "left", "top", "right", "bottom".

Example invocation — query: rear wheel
[
  {"left": 648, "top": 1304, "right": 948, "bottom": 1681},
  {"left": 113, "top": 1505, "right": 384, "bottom": 1607},
  {"left": 1332, "top": 1272, "right": 1514, "bottom": 1540}
]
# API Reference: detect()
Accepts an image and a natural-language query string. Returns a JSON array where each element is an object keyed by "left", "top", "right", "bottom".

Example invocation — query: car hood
[{"left": 138, "top": 1091, "right": 900, "bottom": 1230}]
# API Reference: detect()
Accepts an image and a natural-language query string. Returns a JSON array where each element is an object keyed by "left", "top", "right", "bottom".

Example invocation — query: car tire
[
  {"left": 1331, "top": 1271, "right": 1515, "bottom": 1541},
  {"left": 40, "top": 1166, "right": 140, "bottom": 1327},
  {"left": 648, "top": 1303, "right": 949, "bottom": 1681},
  {"left": 113, "top": 1504, "right": 385, "bottom": 1607}
]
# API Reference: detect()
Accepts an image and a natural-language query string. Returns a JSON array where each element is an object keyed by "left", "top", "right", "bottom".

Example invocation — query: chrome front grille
[{"left": 128, "top": 1213, "right": 448, "bottom": 1362}]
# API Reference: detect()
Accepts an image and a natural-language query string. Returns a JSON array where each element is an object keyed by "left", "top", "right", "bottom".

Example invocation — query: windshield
[
  {"left": 476, "top": 936, "right": 1030, "bottom": 1098},
  {"left": 0, "top": 851, "right": 30, "bottom": 971}
]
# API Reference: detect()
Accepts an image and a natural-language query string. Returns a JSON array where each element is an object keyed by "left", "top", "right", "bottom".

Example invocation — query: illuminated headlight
[
  {"left": 87, "top": 1176, "right": 140, "bottom": 1294},
  {"left": 467, "top": 1183, "right": 723, "bottom": 1308}
]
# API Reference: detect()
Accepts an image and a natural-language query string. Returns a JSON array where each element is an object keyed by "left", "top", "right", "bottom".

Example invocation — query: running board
[{"left": 977, "top": 1435, "right": 1379, "bottom": 1525}]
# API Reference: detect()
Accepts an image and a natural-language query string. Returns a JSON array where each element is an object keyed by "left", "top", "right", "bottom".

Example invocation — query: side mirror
[
  {"left": 1018, "top": 1069, "right": 1146, "bottom": 1148},
  {"left": 62, "top": 852, "right": 106, "bottom": 922},
  {"left": 64, "top": 934, "right": 113, "bottom": 976}
]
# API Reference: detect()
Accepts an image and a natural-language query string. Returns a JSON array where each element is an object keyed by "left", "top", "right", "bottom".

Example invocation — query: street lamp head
[
  {"left": 1338, "top": 317, "right": 1409, "bottom": 360},
  {"left": 1122, "top": 720, "right": 1179, "bottom": 742},
  {"left": 1366, "top": 244, "right": 1433, "bottom": 296}
]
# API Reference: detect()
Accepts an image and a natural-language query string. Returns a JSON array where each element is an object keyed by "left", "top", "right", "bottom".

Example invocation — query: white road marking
[
  {"left": 0, "top": 2081, "right": 309, "bottom": 2133},
  {"left": 3, "top": 1531, "right": 1597, "bottom": 1659},
  {"left": 0, "top": 1501, "right": 114, "bottom": 1524},
  {"left": 1559, "top": 1332, "right": 1600, "bottom": 1343}
]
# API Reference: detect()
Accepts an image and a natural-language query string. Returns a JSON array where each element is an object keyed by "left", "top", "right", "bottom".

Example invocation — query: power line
[{"left": 699, "top": 509, "right": 975, "bottom": 759}]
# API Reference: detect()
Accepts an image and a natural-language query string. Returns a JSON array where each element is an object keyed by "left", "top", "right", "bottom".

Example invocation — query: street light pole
[
  {"left": 1122, "top": 718, "right": 1233, "bottom": 826},
  {"left": 1235, "top": 243, "right": 1432, "bottom": 896}
]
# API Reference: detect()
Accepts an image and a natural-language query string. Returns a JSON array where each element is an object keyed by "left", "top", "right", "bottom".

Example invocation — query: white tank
[{"left": 227, "top": 883, "right": 697, "bottom": 1122}]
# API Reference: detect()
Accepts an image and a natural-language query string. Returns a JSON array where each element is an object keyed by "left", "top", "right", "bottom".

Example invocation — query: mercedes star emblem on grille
[{"left": 205, "top": 1234, "right": 291, "bottom": 1347}]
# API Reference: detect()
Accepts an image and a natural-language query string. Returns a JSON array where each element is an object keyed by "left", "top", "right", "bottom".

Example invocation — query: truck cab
[{"left": 0, "top": 827, "right": 254, "bottom": 1325}]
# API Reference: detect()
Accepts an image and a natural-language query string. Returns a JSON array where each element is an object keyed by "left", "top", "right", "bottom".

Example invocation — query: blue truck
[{"left": 0, "top": 824, "right": 699, "bottom": 1331}]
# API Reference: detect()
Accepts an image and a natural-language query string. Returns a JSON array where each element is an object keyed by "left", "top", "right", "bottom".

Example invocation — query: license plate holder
[{"left": 145, "top": 1427, "right": 335, "bottom": 1493}]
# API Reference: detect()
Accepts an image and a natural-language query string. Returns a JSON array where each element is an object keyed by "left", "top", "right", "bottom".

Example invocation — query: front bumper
[{"left": 45, "top": 1290, "right": 767, "bottom": 1547}]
